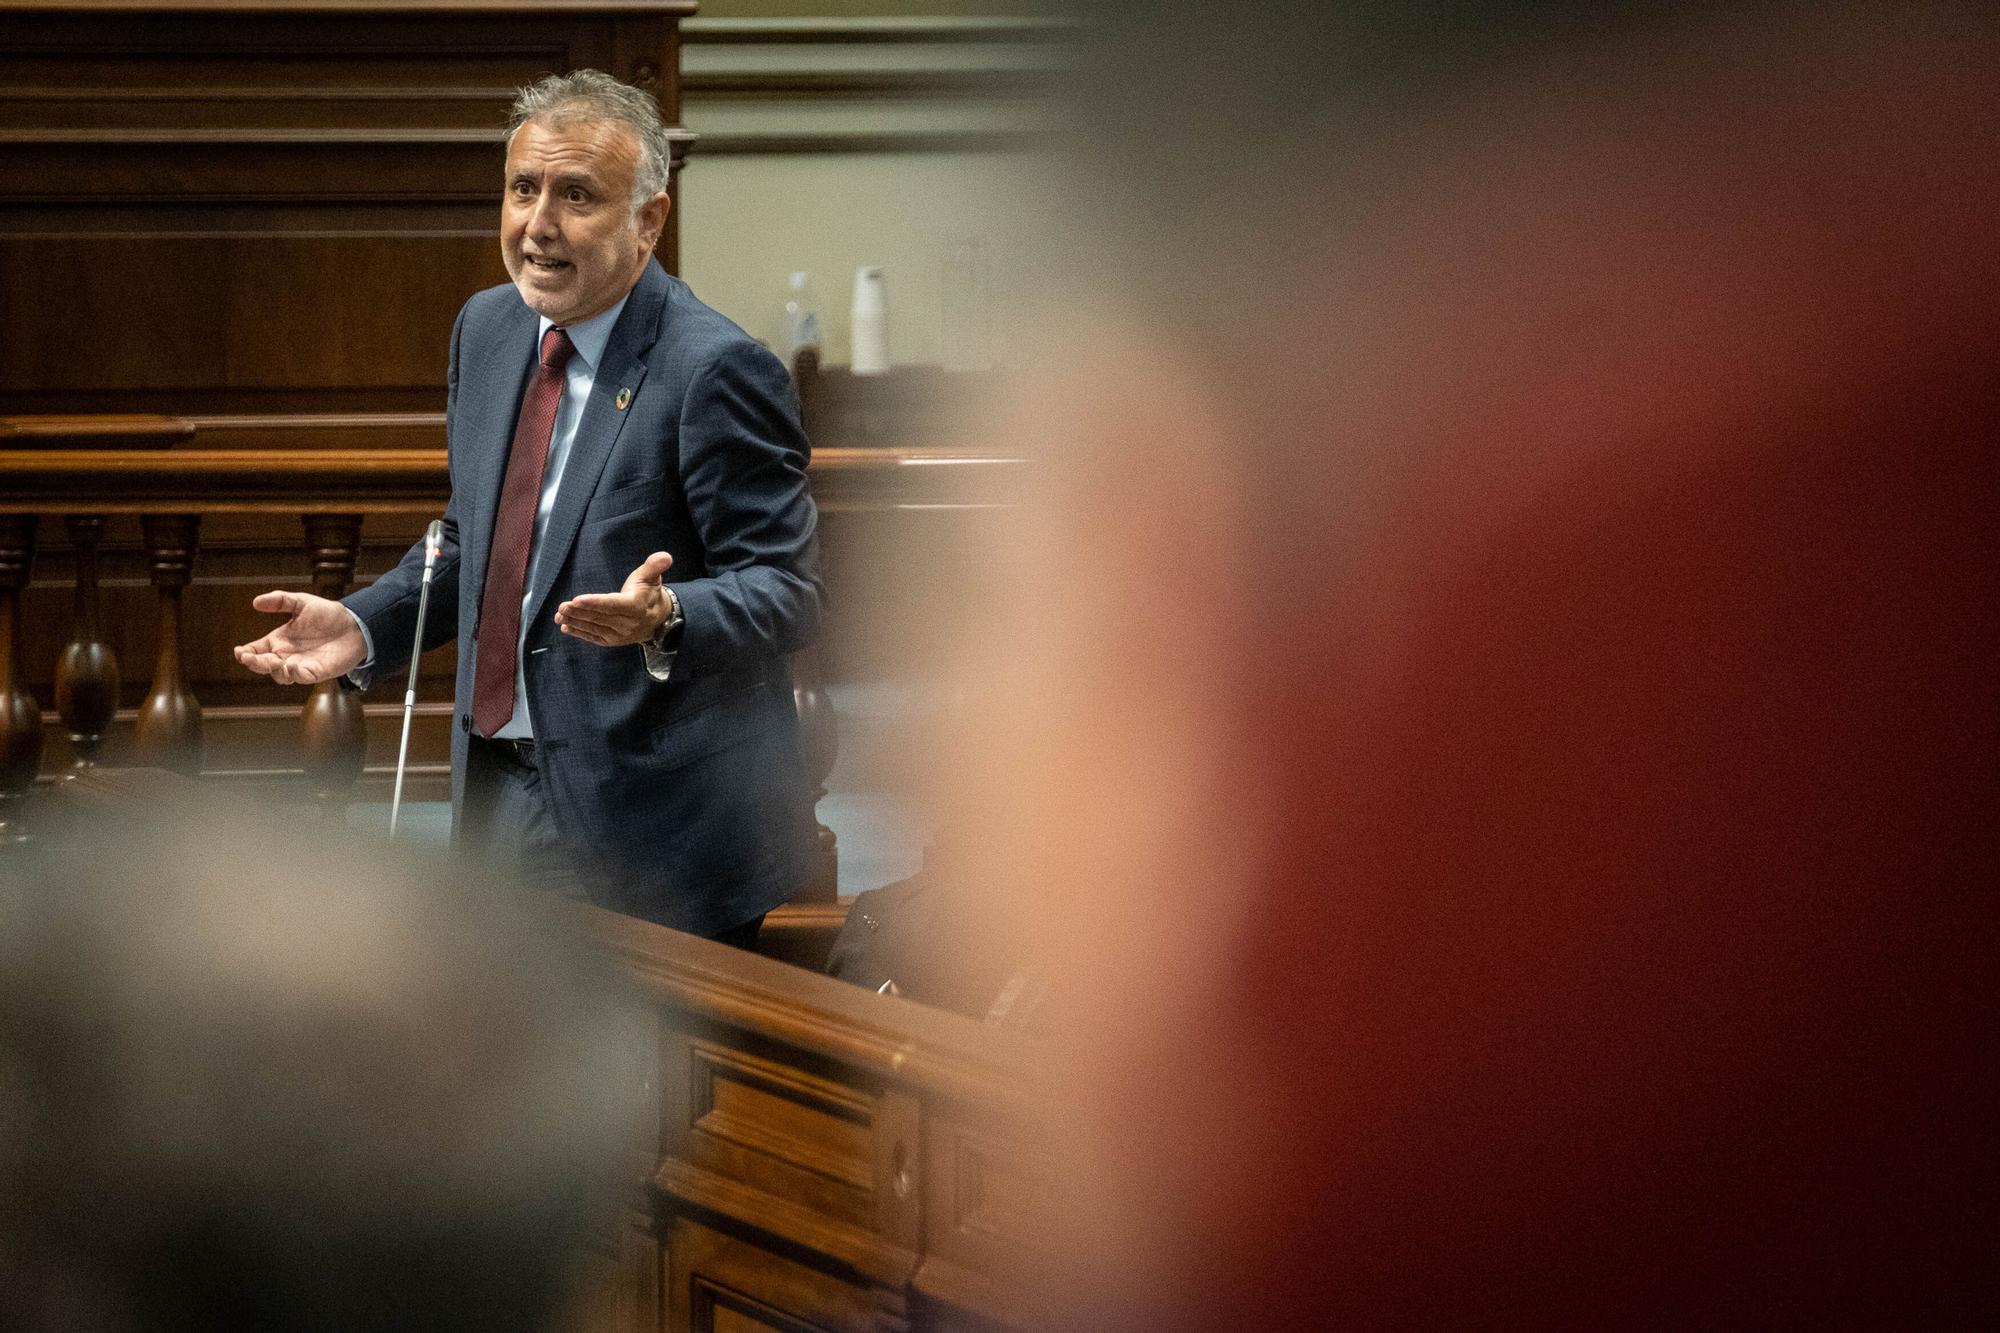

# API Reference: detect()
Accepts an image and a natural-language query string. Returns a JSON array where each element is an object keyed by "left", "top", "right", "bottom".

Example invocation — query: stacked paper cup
[{"left": 850, "top": 266, "right": 889, "bottom": 375}]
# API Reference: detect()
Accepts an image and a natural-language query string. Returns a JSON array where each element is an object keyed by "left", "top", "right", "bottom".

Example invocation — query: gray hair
[{"left": 507, "top": 69, "right": 673, "bottom": 211}]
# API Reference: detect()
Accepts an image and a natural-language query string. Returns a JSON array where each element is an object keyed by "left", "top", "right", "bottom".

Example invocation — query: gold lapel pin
[{"left": 615, "top": 386, "right": 633, "bottom": 411}]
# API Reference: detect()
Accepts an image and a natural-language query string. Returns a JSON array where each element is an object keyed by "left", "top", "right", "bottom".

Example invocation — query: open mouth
[{"left": 525, "top": 255, "right": 571, "bottom": 273}]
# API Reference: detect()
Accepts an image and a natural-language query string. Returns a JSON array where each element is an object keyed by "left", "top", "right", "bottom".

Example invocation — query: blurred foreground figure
[
  {"left": 937, "top": 2, "right": 2000, "bottom": 1325},
  {"left": 0, "top": 808, "right": 641, "bottom": 1331}
]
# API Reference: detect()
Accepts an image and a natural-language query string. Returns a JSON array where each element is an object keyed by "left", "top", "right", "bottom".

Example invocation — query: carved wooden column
[
  {"left": 0, "top": 516, "right": 41, "bottom": 842},
  {"left": 53, "top": 515, "right": 120, "bottom": 769},
  {"left": 300, "top": 514, "right": 366, "bottom": 808},
  {"left": 133, "top": 514, "right": 202, "bottom": 776},
  {"left": 791, "top": 643, "right": 839, "bottom": 901}
]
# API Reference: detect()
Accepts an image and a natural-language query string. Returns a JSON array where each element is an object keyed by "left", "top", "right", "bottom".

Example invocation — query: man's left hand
[{"left": 555, "top": 551, "right": 674, "bottom": 646}]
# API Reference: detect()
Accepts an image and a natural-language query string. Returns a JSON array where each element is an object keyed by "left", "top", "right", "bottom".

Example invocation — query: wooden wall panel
[
  {"left": 0, "top": 235, "right": 500, "bottom": 411},
  {"left": 0, "top": 135, "right": 503, "bottom": 199},
  {"left": 1, "top": 2, "right": 691, "bottom": 415},
  {"left": 0, "top": 11, "right": 639, "bottom": 98}
]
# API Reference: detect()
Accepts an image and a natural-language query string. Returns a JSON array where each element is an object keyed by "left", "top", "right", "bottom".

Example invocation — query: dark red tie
[{"left": 473, "top": 325, "right": 575, "bottom": 736}]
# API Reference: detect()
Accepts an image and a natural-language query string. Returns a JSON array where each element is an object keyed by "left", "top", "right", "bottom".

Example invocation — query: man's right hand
[{"left": 233, "top": 592, "right": 367, "bottom": 686}]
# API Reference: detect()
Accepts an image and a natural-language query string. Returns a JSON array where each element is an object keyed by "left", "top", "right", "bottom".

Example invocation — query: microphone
[{"left": 389, "top": 520, "right": 445, "bottom": 840}]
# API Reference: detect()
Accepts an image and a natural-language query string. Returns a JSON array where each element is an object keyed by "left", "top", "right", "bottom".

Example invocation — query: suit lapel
[
  {"left": 458, "top": 299, "right": 540, "bottom": 615},
  {"left": 522, "top": 261, "right": 669, "bottom": 630}
]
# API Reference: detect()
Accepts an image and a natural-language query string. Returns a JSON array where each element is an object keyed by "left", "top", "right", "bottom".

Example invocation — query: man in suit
[{"left": 235, "top": 71, "right": 821, "bottom": 945}]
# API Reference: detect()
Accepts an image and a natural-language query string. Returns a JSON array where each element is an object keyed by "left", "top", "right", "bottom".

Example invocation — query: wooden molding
[
  {"left": 811, "top": 447, "right": 1029, "bottom": 513},
  {"left": 681, "top": 18, "right": 1074, "bottom": 47},
  {"left": 0, "top": 2, "right": 699, "bottom": 13},
  {"left": 581, "top": 905, "right": 1036, "bottom": 1117},
  {"left": 688, "top": 128, "right": 1037, "bottom": 157},
  {"left": 0, "top": 126, "right": 694, "bottom": 148},
  {"left": 0, "top": 415, "right": 194, "bottom": 449},
  {"left": 0, "top": 449, "right": 450, "bottom": 514},
  {"left": 0, "top": 438, "right": 1027, "bottom": 514},
  {"left": 184, "top": 413, "right": 447, "bottom": 451},
  {"left": 684, "top": 68, "right": 1053, "bottom": 100},
  {"left": 1, "top": 128, "right": 502, "bottom": 145}
]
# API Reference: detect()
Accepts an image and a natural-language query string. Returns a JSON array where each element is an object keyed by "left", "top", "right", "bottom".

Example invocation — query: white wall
[{"left": 674, "top": 15, "right": 1061, "bottom": 367}]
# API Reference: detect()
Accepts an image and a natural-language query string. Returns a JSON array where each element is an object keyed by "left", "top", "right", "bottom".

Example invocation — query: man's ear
[{"left": 637, "top": 192, "right": 670, "bottom": 252}]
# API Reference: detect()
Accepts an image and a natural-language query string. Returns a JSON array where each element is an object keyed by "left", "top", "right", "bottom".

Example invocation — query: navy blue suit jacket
[{"left": 345, "top": 260, "right": 823, "bottom": 935}]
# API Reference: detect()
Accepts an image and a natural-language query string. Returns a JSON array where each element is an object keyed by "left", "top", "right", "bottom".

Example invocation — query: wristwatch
[{"left": 648, "top": 585, "right": 685, "bottom": 652}]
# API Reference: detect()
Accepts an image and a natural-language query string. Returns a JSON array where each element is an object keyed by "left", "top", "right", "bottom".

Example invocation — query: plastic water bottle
[{"left": 776, "top": 271, "right": 822, "bottom": 380}]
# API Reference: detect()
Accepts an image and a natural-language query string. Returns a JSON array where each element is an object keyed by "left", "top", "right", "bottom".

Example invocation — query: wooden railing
[{"left": 0, "top": 415, "right": 1027, "bottom": 881}]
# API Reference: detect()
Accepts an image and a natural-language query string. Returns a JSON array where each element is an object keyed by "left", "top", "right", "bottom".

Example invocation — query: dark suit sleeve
[
  {"left": 340, "top": 306, "right": 467, "bottom": 686},
  {"left": 669, "top": 339, "right": 823, "bottom": 678}
]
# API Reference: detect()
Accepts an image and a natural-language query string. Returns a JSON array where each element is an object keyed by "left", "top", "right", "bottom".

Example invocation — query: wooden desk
[{"left": 585, "top": 905, "right": 1049, "bottom": 1333}]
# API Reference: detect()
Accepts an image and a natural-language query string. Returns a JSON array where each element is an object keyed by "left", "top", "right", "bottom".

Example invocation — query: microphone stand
[{"left": 389, "top": 520, "right": 444, "bottom": 840}]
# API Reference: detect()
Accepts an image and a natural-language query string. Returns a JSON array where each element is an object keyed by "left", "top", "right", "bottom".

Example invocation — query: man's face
[{"left": 501, "top": 118, "right": 669, "bottom": 326}]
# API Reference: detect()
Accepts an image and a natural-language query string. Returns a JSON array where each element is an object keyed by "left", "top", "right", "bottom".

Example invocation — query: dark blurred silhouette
[
  {"left": 931, "top": 1, "right": 1999, "bottom": 1325},
  {"left": 0, "top": 807, "right": 642, "bottom": 1332}
]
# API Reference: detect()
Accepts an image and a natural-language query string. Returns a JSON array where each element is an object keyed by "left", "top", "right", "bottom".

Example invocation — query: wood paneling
[
  {"left": 1, "top": 236, "right": 498, "bottom": 410},
  {"left": 682, "top": 69, "right": 1049, "bottom": 99},
  {"left": 680, "top": 19, "right": 1068, "bottom": 47},
  {"left": 1, "top": 2, "right": 693, "bottom": 414}
]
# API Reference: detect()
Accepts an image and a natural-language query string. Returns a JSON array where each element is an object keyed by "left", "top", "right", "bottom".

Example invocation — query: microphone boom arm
[{"left": 389, "top": 519, "right": 445, "bottom": 840}]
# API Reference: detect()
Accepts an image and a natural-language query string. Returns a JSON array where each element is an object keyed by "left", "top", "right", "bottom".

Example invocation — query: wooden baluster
[
  {"left": 791, "top": 643, "right": 839, "bottom": 902},
  {"left": 299, "top": 514, "right": 366, "bottom": 809},
  {"left": 133, "top": 514, "right": 202, "bottom": 776},
  {"left": 0, "top": 516, "right": 41, "bottom": 842},
  {"left": 53, "top": 515, "right": 120, "bottom": 769}
]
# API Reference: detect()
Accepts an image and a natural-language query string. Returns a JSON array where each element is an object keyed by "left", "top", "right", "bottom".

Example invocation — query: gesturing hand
[
  {"left": 555, "top": 552, "right": 675, "bottom": 647},
  {"left": 233, "top": 591, "right": 367, "bottom": 685}
]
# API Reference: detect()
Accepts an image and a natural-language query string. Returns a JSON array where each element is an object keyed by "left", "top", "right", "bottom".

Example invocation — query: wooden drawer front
[
  {"left": 962, "top": 1134, "right": 1039, "bottom": 1247},
  {"left": 920, "top": 1119, "right": 1049, "bottom": 1311},
  {"left": 679, "top": 1037, "right": 878, "bottom": 1229},
  {"left": 668, "top": 1218, "right": 895, "bottom": 1333},
  {"left": 941, "top": 1127, "right": 1042, "bottom": 1254}
]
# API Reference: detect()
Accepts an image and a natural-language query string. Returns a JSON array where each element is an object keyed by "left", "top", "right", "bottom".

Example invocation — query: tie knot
[{"left": 539, "top": 326, "right": 575, "bottom": 370}]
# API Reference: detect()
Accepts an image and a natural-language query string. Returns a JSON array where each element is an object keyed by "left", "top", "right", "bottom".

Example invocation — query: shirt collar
[{"left": 539, "top": 291, "right": 629, "bottom": 374}]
